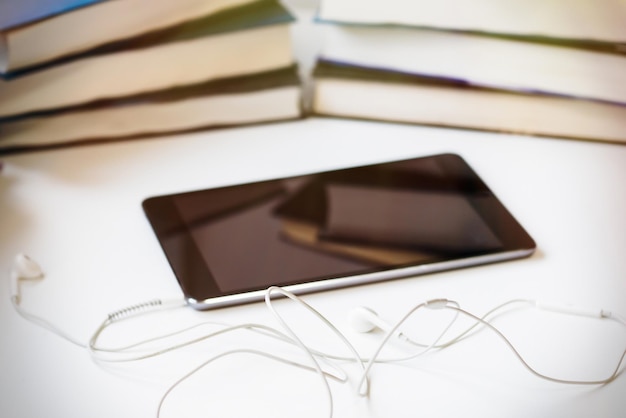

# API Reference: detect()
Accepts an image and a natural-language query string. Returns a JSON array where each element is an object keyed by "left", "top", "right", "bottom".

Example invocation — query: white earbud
[
  {"left": 349, "top": 306, "right": 395, "bottom": 334},
  {"left": 10, "top": 253, "right": 44, "bottom": 304},
  {"left": 349, "top": 306, "right": 417, "bottom": 346}
]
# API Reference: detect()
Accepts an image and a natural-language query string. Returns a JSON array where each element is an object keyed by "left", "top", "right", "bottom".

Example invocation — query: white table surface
[{"left": 1, "top": 2, "right": 625, "bottom": 417}]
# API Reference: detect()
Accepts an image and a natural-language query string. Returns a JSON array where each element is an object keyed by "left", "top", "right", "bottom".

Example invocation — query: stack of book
[
  {"left": 311, "top": 0, "right": 626, "bottom": 144},
  {"left": 0, "top": 0, "right": 302, "bottom": 153}
]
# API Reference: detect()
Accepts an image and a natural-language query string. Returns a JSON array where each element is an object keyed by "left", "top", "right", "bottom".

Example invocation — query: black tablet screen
[{"left": 143, "top": 153, "right": 535, "bottom": 307}]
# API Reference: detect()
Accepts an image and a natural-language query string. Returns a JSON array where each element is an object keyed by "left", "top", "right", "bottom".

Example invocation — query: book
[
  {"left": 312, "top": 18, "right": 626, "bottom": 143},
  {"left": 318, "top": 25, "right": 626, "bottom": 106},
  {"left": 0, "top": 0, "right": 260, "bottom": 75},
  {"left": 0, "top": 66, "right": 302, "bottom": 153},
  {"left": 0, "top": 0, "right": 295, "bottom": 118},
  {"left": 317, "top": 0, "right": 626, "bottom": 50},
  {"left": 312, "top": 60, "right": 626, "bottom": 144}
]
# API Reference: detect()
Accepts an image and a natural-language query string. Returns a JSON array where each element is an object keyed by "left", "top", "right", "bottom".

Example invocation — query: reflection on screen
[{"left": 168, "top": 156, "right": 502, "bottom": 293}]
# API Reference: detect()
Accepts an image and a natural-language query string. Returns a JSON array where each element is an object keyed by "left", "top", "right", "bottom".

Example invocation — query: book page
[
  {"left": 0, "top": 25, "right": 293, "bottom": 118},
  {"left": 313, "top": 77, "right": 626, "bottom": 143},
  {"left": 320, "top": 25, "right": 626, "bottom": 104},
  {"left": 318, "top": 0, "right": 626, "bottom": 43},
  {"left": 7, "top": 0, "right": 257, "bottom": 71}
]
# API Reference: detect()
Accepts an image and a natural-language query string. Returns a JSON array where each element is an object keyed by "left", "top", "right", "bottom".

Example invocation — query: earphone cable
[
  {"left": 264, "top": 286, "right": 370, "bottom": 415},
  {"left": 356, "top": 299, "right": 461, "bottom": 393},
  {"left": 156, "top": 348, "right": 349, "bottom": 418},
  {"left": 413, "top": 299, "right": 534, "bottom": 350},
  {"left": 10, "top": 296, "right": 87, "bottom": 349},
  {"left": 446, "top": 305, "right": 626, "bottom": 385},
  {"left": 10, "top": 253, "right": 626, "bottom": 418}
]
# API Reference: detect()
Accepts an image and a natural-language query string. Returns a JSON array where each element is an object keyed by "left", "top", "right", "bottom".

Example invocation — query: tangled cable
[
  {"left": 80, "top": 287, "right": 626, "bottom": 417},
  {"left": 11, "top": 283, "right": 626, "bottom": 418}
]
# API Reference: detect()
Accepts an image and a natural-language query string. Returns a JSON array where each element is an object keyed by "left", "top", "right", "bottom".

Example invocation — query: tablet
[{"left": 142, "top": 153, "right": 535, "bottom": 310}]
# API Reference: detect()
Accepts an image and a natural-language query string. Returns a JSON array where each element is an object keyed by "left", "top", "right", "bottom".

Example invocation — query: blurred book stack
[
  {"left": 0, "top": 0, "right": 302, "bottom": 153},
  {"left": 312, "top": 0, "right": 626, "bottom": 143}
]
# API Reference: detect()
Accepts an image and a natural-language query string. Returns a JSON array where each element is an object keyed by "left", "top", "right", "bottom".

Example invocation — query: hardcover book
[
  {"left": 317, "top": 0, "right": 626, "bottom": 49},
  {"left": 312, "top": 61, "right": 626, "bottom": 144},
  {"left": 0, "top": 66, "right": 302, "bottom": 153},
  {"left": 0, "top": 0, "right": 260, "bottom": 74},
  {"left": 0, "top": 0, "right": 295, "bottom": 119},
  {"left": 318, "top": 25, "right": 626, "bottom": 106}
]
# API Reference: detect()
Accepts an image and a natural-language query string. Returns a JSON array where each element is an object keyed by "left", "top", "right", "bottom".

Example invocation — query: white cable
[
  {"left": 10, "top": 296, "right": 87, "bottom": 349},
  {"left": 264, "top": 286, "right": 370, "bottom": 417},
  {"left": 86, "top": 292, "right": 351, "bottom": 417},
  {"left": 10, "top": 269, "right": 626, "bottom": 418},
  {"left": 414, "top": 299, "right": 533, "bottom": 350},
  {"left": 356, "top": 299, "right": 461, "bottom": 394},
  {"left": 264, "top": 287, "right": 368, "bottom": 388},
  {"left": 90, "top": 317, "right": 349, "bottom": 385},
  {"left": 443, "top": 304, "right": 626, "bottom": 385},
  {"left": 156, "top": 348, "right": 348, "bottom": 418}
]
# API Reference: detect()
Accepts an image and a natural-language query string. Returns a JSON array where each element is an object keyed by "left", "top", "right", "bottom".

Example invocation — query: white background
[{"left": 1, "top": 1, "right": 625, "bottom": 417}]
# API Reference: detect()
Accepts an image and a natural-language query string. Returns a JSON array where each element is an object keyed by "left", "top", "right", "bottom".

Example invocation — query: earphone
[
  {"left": 349, "top": 299, "right": 452, "bottom": 332},
  {"left": 8, "top": 253, "right": 626, "bottom": 418},
  {"left": 348, "top": 302, "right": 453, "bottom": 345},
  {"left": 10, "top": 253, "right": 44, "bottom": 305},
  {"left": 9, "top": 253, "right": 92, "bottom": 348},
  {"left": 348, "top": 306, "right": 412, "bottom": 343}
]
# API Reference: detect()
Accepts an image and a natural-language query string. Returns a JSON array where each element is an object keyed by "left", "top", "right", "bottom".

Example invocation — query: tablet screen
[{"left": 143, "top": 153, "right": 535, "bottom": 309}]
